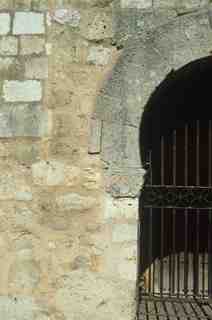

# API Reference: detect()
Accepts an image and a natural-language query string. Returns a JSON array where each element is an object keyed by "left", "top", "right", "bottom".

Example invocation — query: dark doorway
[{"left": 138, "top": 56, "right": 212, "bottom": 319}]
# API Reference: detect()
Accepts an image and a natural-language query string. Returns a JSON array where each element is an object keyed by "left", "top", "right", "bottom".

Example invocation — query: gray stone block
[
  {"left": 101, "top": 121, "right": 125, "bottom": 165},
  {"left": 0, "top": 295, "right": 43, "bottom": 320},
  {"left": 0, "top": 14, "right": 10, "bottom": 35},
  {"left": 13, "top": 12, "right": 45, "bottom": 35},
  {"left": 0, "top": 104, "right": 50, "bottom": 137},
  {"left": 3, "top": 81, "right": 42, "bottom": 102},
  {"left": 105, "top": 167, "right": 145, "bottom": 197}
]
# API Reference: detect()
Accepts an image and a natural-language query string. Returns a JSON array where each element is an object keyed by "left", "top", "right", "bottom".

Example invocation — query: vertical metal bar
[
  {"left": 209, "top": 120, "right": 212, "bottom": 298},
  {"left": 172, "top": 130, "right": 176, "bottom": 296},
  {"left": 194, "top": 120, "right": 200, "bottom": 296},
  {"left": 148, "top": 151, "right": 153, "bottom": 295},
  {"left": 184, "top": 125, "right": 188, "bottom": 297},
  {"left": 160, "top": 137, "right": 164, "bottom": 296}
]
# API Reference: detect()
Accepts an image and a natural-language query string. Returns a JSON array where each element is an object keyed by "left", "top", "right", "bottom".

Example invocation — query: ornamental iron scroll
[{"left": 141, "top": 186, "right": 212, "bottom": 209}]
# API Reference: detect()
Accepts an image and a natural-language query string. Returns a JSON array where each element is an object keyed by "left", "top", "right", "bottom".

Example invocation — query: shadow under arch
[{"left": 138, "top": 55, "right": 212, "bottom": 296}]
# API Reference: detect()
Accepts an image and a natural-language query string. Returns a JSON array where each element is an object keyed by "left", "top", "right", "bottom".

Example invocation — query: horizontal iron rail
[{"left": 141, "top": 186, "right": 212, "bottom": 209}]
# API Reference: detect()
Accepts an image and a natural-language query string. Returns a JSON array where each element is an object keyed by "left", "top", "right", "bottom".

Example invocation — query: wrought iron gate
[{"left": 138, "top": 120, "right": 212, "bottom": 319}]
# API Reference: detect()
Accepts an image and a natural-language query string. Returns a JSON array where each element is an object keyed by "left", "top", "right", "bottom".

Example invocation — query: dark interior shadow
[{"left": 138, "top": 55, "right": 212, "bottom": 278}]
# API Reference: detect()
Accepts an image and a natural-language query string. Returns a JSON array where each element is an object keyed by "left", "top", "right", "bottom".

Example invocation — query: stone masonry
[{"left": 0, "top": 1, "right": 211, "bottom": 320}]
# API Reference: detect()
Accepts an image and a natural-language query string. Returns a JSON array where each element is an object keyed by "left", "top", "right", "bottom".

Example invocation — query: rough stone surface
[
  {"left": 25, "top": 57, "right": 48, "bottom": 79},
  {"left": 52, "top": 8, "right": 81, "bottom": 26},
  {"left": 87, "top": 45, "right": 112, "bottom": 65},
  {"left": 0, "top": 164, "right": 32, "bottom": 200},
  {"left": 104, "top": 196, "right": 138, "bottom": 220},
  {"left": 0, "top": 104, "right": 50, "bottom": 137},
  {"left": 0, "top": 14, "right": 10, "bottom": 35},
  {"left": 120, "top": 0, "right": 152, "bottom": 9},
  {"left": 13, "top": 12, "right": 45, "bottom": 35},
  {"left": 55, "top": 270, "right": 136, "bottom": 320},
  {"left": 0, "top": 37, "right": 18, "bottom": 56},
  {"left": 9, "top": 251, "right": 40, "bottom": 292},
  {"left": 112, "top": 224, "right": 137, "bottom": 242},
  {"left": 0, "top": 296, "right": 43, "bottom": 320},
  {"left": 56, "top": 193, "right": 97, "bottom": 211},
  {"left": 80, "top": 8, "right": 113, "bottom": 40},
  {"left": 32, "top": 160, "right": 81, "bottom": 186},
  {"left": 3, "top": 81, "right": 42, "bottom": 102},
  {"left": 20, "top": 36, "right": 45, "bottom": 55}
]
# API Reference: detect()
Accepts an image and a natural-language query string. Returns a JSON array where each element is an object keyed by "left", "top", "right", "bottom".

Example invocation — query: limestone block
[
  {"left": 87, "top": 45, "right": 112, "bottom": 65},
  {"left": 105, "top": 167, "right": 145, "bottom": 197},
  {"left": 120, "top": 0, "right": 152, "bottom": 8},
  {"left": 25, "top": 57, "right": 48, "bottom": 79},
  {"left": 13, "top": 0, "right": 31, "bottom": 9},
  {"left": 56, "top": 193, "right": 97, "bottom": 211},
  {"left": 0, "top": 104, "right": 50, "bottom": 137},
  {"left": 82, "top": 167, "right": 102, "bottom": 190},
  {"left": 13, "top": 12, "right": 45, "bottom": 35},
  {"left": 20, "top": 36, "right": 45, "bottom": 55},
  {"left": 55, "top": 270, "right": 135, "bottom": 320},
  {"left": 0, "top": 165, "right": 32, "bottom": 200},
  {"left": 9, "top": 251, "right": 40, "bottom": 292},
  {"left": 104, "top": 196, "right": 138, "bottom": 220},
  {"left": 80, "top": 8, "right": 113, "bottom": 40},
  {"left": 32, "top": 160, "right": 81, "bottom": 186},
  {"left": 0, "top": 296, "right": 43, "bottom": 320},
  {"left": 123, "top": 125, "right": 141, "bottom": 168},
  {"left": 153, "top": 0, "right": 176, "bottom": 8},
  {"left": 117, "top": 245, "right": 137, "bottom": 281},
  {"left": 112, "top": 224, "right": 137, "bottom": 242},
  {"left": 31, "top": 0, "right": 49, "bottom": 10},
  {"left": 0, "top": 14, "right": 10, "bottom": 35},
  {"left": 0, "top": 58, "right": 14, "bottom": 71},
  {"left": 52, "top": 8, "right": 81, "bottom": 27},
  {"left": 0, "top": 37, "right": 18, "bottom": 56},
  {"left": 0, "top": 0, "right": 13, "bottom": 9},
  {"left": 176, "top": 0, "right": 210, "bottom": 13},
  {"left": 3, "top": 81, "right": 42, "bottom": 102}
]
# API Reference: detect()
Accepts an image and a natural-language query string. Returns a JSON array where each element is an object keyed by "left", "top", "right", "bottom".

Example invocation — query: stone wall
[{"left": 0, "top": 0, "right": 211, "bottom": 320}]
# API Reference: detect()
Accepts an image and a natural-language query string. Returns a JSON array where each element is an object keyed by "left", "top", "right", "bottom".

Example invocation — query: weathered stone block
[
  {"left": 123, "top": 125, "right": 141, "bottom": 168},
  {"left": 0, "top": 14, "right": 10, "bottom": 35},
  {"left": 176, "top": 0, "right": 209, "bottom": 13},
  {"left": 112, "top": 224, "right": 137, "bottom": 242},
  {"left": 0, "top": 37, "right": 18, "bottom": 56},
  {"left": 56, "top": 193, "right": 97, "bottom": 211},
  {"left": 0, "top": 104, "right": 50, "bottom": 137},
  {"left": 117, "top": 244, "right": 137, "bottom": 281},
  {"left": 87, "top": 45, "right": 112, "bottom": 65},
  {"left": 80, "top": 8, "right": 113, "bottom": 40},
  {"left": 105, "top": 167, "right": 145, "bottom": 197},
  {"left": 20, "top": 36, "right": 45, "bottom": 55},
  {"left": 32, "top": 160, "right": 81, "bottom": 186},
  {"left": 0, "top": 0, "right": 13, "bottom": 9},
  {"left": 31, "top": 0, "right": 49, "bottom": 10},
  {"left": 101, "top": 122, "right": 125, "bottom": 164},
  {"left": 120, "top": 0, "right": 152, "bottom": 8},
  {"left": 3, "top": 80, "right": 42, "bottom": 102},
  {"left": 104, "top": 196, "right": 138, "bottom": 220},
  {"left": 8, "top": 250, "right": 40, "bottom": 292},
  {"left": 14, "top": 0, "right": 31, "bottom": 9},
  {"left": 25, "top": 57, "right": 48, "bottom": 79},
  {"left": 0, "top": 296, "right": 43, "bottom": 319},
  {"left": 13, "top": 12, "right": 45, "bottom": 35},
  {"left": 52, "top": 8, "right": 81, "bottom": 27},
  {"left": 55, "top": 270, "right": 135, "bottom": 320},
  {"left": 0, "top": 164, "right": 32, "bottom": 200}
]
